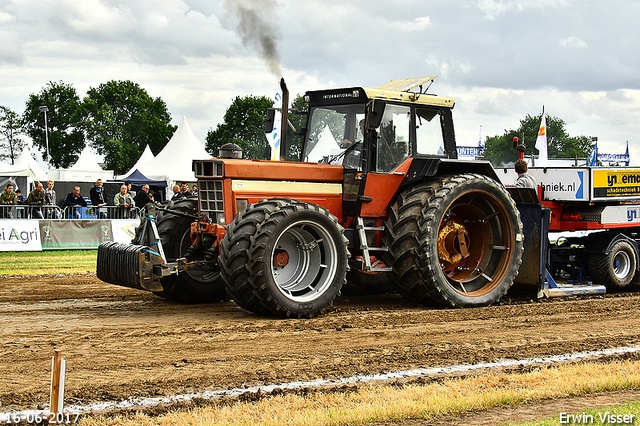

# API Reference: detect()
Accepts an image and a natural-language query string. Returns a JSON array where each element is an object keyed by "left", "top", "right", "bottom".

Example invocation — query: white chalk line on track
[{"left": 3, "top": 344, "right": 640, "bottom": 418}]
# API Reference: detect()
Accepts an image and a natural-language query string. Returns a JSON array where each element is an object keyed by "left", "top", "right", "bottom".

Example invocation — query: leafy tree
[
  {"left": 481, "top": 113, "right": 594, "bottom": 166},
  {"left": 0, "top": 105, "right": 25, "bottom": 165},
  {"left": 23, "top": 81, "right": 85, "bottom": 168},
  {"left": 206, "top": 95, "right": 274, "bottom": 160},
  {"left": 80, "top": 80, "right": 176, "bottom": 174},
  {"left": 285, "top": 94, "right": 307, "bottom": 161}
]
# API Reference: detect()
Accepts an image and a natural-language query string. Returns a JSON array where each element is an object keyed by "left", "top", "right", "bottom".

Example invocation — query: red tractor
[{"left": 98, "top": 77, "right": 524, "bottom": 317}]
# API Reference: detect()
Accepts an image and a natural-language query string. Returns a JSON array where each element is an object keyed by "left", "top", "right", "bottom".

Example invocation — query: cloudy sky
[{"left": 1, "top": 0, "right": 639, "bottom": 164}]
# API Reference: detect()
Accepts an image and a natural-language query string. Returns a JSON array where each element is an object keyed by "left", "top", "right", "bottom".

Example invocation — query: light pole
[{"left": 39, "top": 105, "right": 50, "bottom": 164}]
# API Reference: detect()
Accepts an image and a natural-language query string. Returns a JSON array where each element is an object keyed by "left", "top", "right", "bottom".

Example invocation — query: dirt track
[{"left": 1, "top": 275, "right": 640, "bottom": 414}]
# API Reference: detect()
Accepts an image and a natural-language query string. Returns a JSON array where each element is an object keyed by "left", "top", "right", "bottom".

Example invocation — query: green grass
[
  {"left": 505, "top": 402, "right": 640, "bottom": 425},
  {"left": 0, "top": 250, "right": 97, "bottom": 275}
]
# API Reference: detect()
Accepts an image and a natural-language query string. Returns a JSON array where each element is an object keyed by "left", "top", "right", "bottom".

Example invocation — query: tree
[
  {"left": 285, "top": 94, "right": 307, "bottom": 161},
  {"left": 481, "top": 113, "right": 594, "bottom": 166},
  {"left": 0, "top": 105, "right": 25, "bottom": 165},
  {"left": 23, "top": 81, "right": 85, "bottom": 168},
  {"left": 80, "top": 80, "right": 176, "bottom": 174},
  {"left": 206, "top": 95, "right": 274, "bottom": 160}
]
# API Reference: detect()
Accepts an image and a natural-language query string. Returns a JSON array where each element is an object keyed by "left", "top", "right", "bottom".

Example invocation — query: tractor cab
[{"left": 301, "top": 77, "right": 458, "bottom": 175}]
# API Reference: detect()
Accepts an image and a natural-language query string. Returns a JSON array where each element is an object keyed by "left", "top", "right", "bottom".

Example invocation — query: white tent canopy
[
  {"left": 48, "top": 146, "right": 114, "bottom": 182},
  {"left": 118, "top": 145, "right": 155, "bottom": 180},
  {"left": 136, "top": 116, "right": 210, "bottom": 185},
  {"left": 10, "top": 145, "right": 48, "bottom": 182}
]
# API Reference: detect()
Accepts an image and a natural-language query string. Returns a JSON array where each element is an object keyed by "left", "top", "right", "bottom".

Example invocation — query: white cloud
[
  {"left": 405, "top": 16, "right": 430, "bottom": 31},
  {"left": 559, "top": 36, "right": 588, "bottom": 49},
  {"left": 0, "top": 11, "right": 15, "bottom": 23},
  {"left": 0, "top": 31, "right": 24, "bottom": 65},
  {"left": 475, "top": 0, "right": 570, "bottom": 20}
]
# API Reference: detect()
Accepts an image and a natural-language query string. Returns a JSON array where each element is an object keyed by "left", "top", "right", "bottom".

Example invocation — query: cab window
[
  {"left": 375, "top": 104, "right": 411, "bottom": 173},
  {"left": 415, "top": 108, "right": 445, "bottom": 155}
]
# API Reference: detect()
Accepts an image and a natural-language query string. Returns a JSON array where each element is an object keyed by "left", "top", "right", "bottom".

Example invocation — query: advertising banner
[
  {"left": 40, "top": 220, "right": 113, "bottom": 250},
  {"left": 111, "top": 219, "right": 140, "bottom": 244},
  {"left": 0, "top": 220, "right": 42, "bottom": 251},
  {"left": 593, "top": 168, "right": 640, "bottom": 199}
]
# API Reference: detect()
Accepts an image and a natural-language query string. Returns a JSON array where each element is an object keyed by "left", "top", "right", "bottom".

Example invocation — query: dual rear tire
[{"left": 384, "top": 174, "right": 524, "bottom": 307}]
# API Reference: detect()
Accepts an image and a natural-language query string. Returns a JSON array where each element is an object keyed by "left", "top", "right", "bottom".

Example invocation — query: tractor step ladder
[{"left": 356, "top": 217, "right": 393, "bottom": 272}]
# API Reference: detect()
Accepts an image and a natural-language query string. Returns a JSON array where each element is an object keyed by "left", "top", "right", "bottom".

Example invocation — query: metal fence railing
[{"left": 0, "top": 205, "right": 142, "bottom": 220}]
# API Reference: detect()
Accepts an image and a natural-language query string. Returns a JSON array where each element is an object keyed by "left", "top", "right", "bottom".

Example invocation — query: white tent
[
  {"left": 3, "top": 145, "right": 48, "bottom": 182},
  {"left": 48, "top": 146, "right": 114, "bottom": 182},
  {"left": 136, "top": 116, "right": 210, "bottom": 185},
  {"left": 307, "top": 125, "right": 341, "bottom": 163},
  {"left": 117, "top": 145, "right": 155, "bottom": 180}
]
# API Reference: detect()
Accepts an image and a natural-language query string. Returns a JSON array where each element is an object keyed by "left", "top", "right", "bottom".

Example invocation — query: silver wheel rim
[
  {"left": 613, "top": 250, "right": 631, "bottom": 280},
  {"left": 270, "top": 219, "right": 338, "bottom": 303}
]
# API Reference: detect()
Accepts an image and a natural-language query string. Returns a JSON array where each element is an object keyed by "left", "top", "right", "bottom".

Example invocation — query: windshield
[{"left": 302, "top": 104, "right": 365, "bottom": 168}]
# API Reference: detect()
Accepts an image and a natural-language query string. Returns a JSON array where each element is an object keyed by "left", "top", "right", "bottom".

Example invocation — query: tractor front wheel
[
  {"left": 222, "top": 199, "right": 348, "bottom": 317},
  {"left": 154, "top": 197, "right": 226, "bottom": 303}
]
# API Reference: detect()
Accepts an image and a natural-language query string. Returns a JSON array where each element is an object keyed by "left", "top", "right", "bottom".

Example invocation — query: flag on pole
[
  {"left": 477, "top": 125, "right": 484, "bottom": 149},
  {"left": 625, "top": 141, "right": 630, "bottom": 166},
  {"left": 266, "top": 85, "right": 283, "bottom": 161},
  {"left": 588, "top": 142, "right": 598, "bottom": 166},
  {"left": 535, "top": 108, "right": 548, "bottom": 167},
  {"left": 476, "top": 125, "right": 484, "bottom": 160}
]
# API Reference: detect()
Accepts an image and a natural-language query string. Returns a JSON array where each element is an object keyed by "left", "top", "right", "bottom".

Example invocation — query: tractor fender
[{"left": 402, "top": 157, "right": 500, "bottom": 188}]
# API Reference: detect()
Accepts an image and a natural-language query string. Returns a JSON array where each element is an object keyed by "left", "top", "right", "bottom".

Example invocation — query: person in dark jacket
[
  {"left": 134, "top": 184, "right": 153, "bottom": 209},
  {"left": 89, "top": 179, "right": 107, "bottom": 219},
  {"left": 27, "top": 182, "right": 45, "bottom": 218},
  {"left": 62, "top": 186, "right": 88, "bottom": 219}
]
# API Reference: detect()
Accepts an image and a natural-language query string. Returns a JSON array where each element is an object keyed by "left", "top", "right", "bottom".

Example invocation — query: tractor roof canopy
[{"left": 305, "top": 77, "right": 455, "bottom": 109}]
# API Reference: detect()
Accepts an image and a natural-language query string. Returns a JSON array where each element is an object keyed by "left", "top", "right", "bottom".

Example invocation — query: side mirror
[
  {"left": 265, "top": 108, "right": 276, "bottom": 133},
  {"left": 366, "top": 99, "right": 386, "bottom": 129}
]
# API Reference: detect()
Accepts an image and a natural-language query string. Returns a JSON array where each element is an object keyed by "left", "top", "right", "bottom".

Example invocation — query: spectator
[
  {"left": 44, "top": 180, "right": 60, "bottom": 219},
  {"left": 89, "top": 179, "right": 107, "bottom": 219},
  {"left": 114, "top": 185, "right": 135, "bottom": 218},
  {"left": 134, "top": 184, "right": 153, "bottom": 209},
  {"left": 27, "top": 182, "right": 45, "bottom": 219},
  {"left": 61, "top": 186, "right": 88, "bottom": 219},
  {"left": 171, "top": 184, "right": 183, "bottom": 201},
  {"left": 125, "top": 181, "right": 136, "bottom": 197},
  {"left": 514, "top": 159, "right": 537, "bottom": 189},
  {"left": 15, "top": 189, "right": 26, "bottom": 218},
  {"left": 180, "top": 182, "right": 191, "bottom": 197},
  {"left": 15, "top": 189, "right": 26, "bottom": 204},
  {"left": 0, "top": 183, "right": 17, "bottom": 218},
  {"left": 191, "top": 184, "right": 198, "bottom": 197},
  {"left": 1, "top": 183, "right": 17, "bottom": 205}
]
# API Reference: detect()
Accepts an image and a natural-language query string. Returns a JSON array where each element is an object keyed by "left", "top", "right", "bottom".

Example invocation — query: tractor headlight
[{"left": 216, "top": 212, "right": 225, "bottom": 225}]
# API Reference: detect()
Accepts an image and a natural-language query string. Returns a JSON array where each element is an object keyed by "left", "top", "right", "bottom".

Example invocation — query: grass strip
[
  {"left": 0, "top": 250, "right": 97, "bottom": 275},
  {"left": 79, "top": 359, "right": 640, "bottom": 426}
]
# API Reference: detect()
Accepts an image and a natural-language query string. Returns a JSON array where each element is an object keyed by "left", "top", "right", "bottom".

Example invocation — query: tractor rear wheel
[
  {"left": 221, "top": 199, "right": 348, "bottom": 317},
  {"left": 416, "top": 174, "right": 524, "bottom": 307},
  {"left": 383, "top": 181, "right": 441, "bottom": 304},
  {"left": 154, "top": 197, "right": 227, "bottom": 303},
  {"left": 588, "top": 240, "right": 636, "bottom": 288}
]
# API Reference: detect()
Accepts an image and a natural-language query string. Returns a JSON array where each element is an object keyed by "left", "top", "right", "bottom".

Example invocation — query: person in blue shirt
[{"left": 62, "top": 186, "right": 88, "bottom": 219}]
